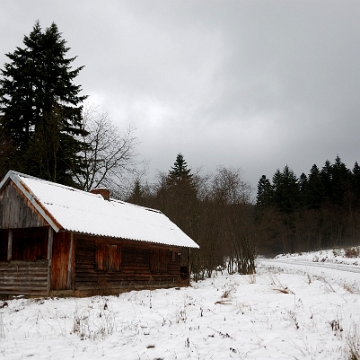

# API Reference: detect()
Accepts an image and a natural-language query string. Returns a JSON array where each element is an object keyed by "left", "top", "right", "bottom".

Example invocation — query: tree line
[
  {"left": 127, "top": 154, "right": 256, "bottom": 279},
  {"left": 255, "top": 156, "right": 360, "bottom": 254}
]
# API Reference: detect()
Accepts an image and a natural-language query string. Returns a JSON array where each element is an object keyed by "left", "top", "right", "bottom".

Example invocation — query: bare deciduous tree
[{"left": 73, "top": 106, "right": 137, "bottom": 195}]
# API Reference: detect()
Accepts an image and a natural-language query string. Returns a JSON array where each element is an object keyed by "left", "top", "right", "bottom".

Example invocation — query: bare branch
[{"left": 74, "top": 105, "right": 138, "bottom": 194}]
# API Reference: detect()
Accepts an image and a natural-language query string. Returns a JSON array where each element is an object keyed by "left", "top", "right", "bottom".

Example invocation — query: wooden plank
[
  {"left": 66, "top": 233, "right": 74, "bottom": 290},
  {"left": 7, "top": 229, "right": 12, "bottom": 261},
  {"left": 0, "top": 182, "right": 47, "bottom": 229},
  {"left": 0, "top": 260, "right": 49, "bottom": 295},
  {"left": 47, "top": 227, "right": 53, "bottom": 294}
]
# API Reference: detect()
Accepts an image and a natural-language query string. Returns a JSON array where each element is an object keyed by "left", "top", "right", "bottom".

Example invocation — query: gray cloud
[{"left": 1, "top": 0, "right": 360, "bottom": 196}]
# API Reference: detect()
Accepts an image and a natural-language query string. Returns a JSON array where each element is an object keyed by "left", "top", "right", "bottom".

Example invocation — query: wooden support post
[
  {"left": 67, "top": 233, "right": 74, "bottom": 290},
  {"left": 7, "top": 229, "right": 12, "bottom": 261},
  {"left": 47, "top": 227, "right": 53, "bottom": 294},
  {"left": 188, "top": 248, "right": 191, "bottom": 285},
  {"left": 47, "top": 227, "right": 53, "bottom": 261}
]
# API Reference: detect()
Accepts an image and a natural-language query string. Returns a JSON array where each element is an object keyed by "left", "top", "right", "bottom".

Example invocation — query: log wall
[
  {"left": 74, "top": 235, "right": 185, "bottom": 292},
  {"left": 0, "top": 260, "right": 49, "bottom": 295}
]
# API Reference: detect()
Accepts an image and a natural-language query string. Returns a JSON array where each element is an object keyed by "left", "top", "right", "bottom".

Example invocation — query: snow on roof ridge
[{"left": 111, "top": 198, "right": 162, "bottom": 214}]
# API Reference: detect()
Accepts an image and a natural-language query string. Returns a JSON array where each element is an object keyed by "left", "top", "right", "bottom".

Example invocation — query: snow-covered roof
[{"left": 0, "top": 170, "right": 199, "bottom": 248}]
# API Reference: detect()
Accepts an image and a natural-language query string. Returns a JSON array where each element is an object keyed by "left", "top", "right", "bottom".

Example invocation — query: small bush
[{"left": 345, "top": 247, "right": 360, "bottom": 258}]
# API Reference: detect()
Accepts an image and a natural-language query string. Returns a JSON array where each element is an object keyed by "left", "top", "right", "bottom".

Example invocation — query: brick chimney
[{"left": 91, "top": 188, "right": 110, "bottom": 200}]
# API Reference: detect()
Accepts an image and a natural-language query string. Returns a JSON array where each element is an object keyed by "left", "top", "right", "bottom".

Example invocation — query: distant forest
[
  {"left": 255, "top": 155, "right": 360, "bottom": 254},
  {"left": 127, "top": 154, "right": 360, "bottom": 277}
]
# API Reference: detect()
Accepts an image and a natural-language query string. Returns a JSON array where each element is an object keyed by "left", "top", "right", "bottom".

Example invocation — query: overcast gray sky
[{"left": 1, "top": 1, "right": 360, "bottom": 196}]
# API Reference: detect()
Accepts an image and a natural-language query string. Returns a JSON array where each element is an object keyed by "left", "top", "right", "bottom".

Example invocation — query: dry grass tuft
[
  {"left": 269, "top": 273, "right": 294, "bottom": 294},
  {"left": 343, "top": 282, "right": 354, "bottom": 294},
  {"left": 345, "top": 247, "right": 360, "bottom": 258},
  {"left": 274, "top": 287, "right": 294, "bottom": 294},
  {"left": 221, "top": 289, "right": 232, "bottom": 298},
  {"left": 347, "top": 324, "right": 360, "bottom": 360}
]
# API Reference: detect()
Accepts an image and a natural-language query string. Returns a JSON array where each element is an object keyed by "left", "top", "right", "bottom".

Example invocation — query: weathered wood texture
[
  {"left": 11, "top": 227, "right": 48, "bottom": 261},
  {"left": 0, "top": 230, "right": 8, "bottom": 261},
  {"left": 0, "top": 260, "right": 49, "bottom": 295},
  {"left": 51, "top": 232, "right": 71, "bottom": 291},
  {"left": 74, "top": 236, "right": 184, "bottom": 291},
  {"left": 0, "top": 182, "right": 46, "bottom": 229}
]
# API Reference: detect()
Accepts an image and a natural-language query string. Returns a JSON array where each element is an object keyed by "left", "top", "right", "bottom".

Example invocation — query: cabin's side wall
[
  {"left": 0, "top": 182, "right": 47, "bottom": 229},
  {"left": 74, "top": 235, "right": 185, "bottom": 293}
]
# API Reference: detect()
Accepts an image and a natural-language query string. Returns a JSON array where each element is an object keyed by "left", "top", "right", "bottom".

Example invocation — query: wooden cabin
[{"left": 0, "top": 171, "right": 199, "bottom": 297}]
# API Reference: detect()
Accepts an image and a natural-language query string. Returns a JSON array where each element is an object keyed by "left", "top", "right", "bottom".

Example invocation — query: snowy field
[{"left": 0, "top": 248, "right": 359, "bottom": 360}]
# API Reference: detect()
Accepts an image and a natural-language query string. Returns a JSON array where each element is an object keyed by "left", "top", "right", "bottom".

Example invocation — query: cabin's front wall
[
  {"left": 0, "top": 182, "right": 47, "bottom": 229},
  {"left": 0, "top": 227, "right": 51, "bottom": 295},
  {"left": 74, "top": 235, "right": 188, "bottom": 294}
]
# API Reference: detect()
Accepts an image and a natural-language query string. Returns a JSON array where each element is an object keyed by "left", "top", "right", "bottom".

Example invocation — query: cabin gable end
[{"left": 0, "top": 181, "right": 47, "bottom": 229}]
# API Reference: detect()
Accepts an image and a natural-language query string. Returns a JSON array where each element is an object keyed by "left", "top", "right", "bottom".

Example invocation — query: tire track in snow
[{"left": 260, "top": 259, "right": 360, "bottom": 274}]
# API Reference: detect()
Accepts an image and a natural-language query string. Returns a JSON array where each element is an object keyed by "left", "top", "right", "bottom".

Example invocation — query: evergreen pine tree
[
  {"left": 272, "top": 166, "right": 300, "bottom": 213},
  {"left": 298, "top": 172, "right": 308, "bottom": 208},
  {"left": 306, "top": 164, "right": 325, "bottom": 209},
  {"left": 256, "top": 175, "right": 273, "bottom": 210},
  {"left": 330, "top": 155, "right": 351, "bottom": 206},
  {"left": 0, "top": 21, "right": 88, "bottom": 185},
  {"left": 168, "top": 153, "right": 193, "bottom": 185},
  {"left": 157, "top": 153, "right": 199, "bottom": 238},
  {"left": 352, "top": 162, "right": 360, "bottom": 208},
  {"left": 320, "top": 160, "right": 333, "bottom": 203},
  {"left": 127, "top": 179, "right": 146, "bottom": 206}
]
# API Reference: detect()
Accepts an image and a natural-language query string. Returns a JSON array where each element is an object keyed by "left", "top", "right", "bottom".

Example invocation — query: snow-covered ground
[{"left": 0, "top": 248, "right": 359, "bottom": 360}]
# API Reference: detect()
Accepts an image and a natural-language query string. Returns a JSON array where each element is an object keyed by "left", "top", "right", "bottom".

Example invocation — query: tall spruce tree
[
  {"left": 352, "top": 162, "right": 360, "bottom": 208},
  {"left": 168, "top": 153, "right": 193, "bottom": 185},
  {"left": 0, "top": 21, "right": 88, "bottom": 185},
  {"left": 330, "top": 155, "right": 351, "bottom": 206},
  {"left": 305, "top": 164, "right": 325, "bottom": 209},
  {"left": 272, "top": 166, "right": 300, "bottom": 213},
  {"left": 156, "top": 153, "right": 199, "bottom": 238},
  {"left": 256, "top": 175, "right": 273, "bottom": 211}
]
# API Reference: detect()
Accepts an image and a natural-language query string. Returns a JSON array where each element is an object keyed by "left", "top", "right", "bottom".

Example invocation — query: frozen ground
[{"left": 0, "top": 248, "right": 359, "bottom": 360}]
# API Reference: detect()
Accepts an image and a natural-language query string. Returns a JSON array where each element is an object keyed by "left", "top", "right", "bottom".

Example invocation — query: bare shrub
[
  {"left": 346, "top": 324, "right": 360, "bottom": 360},
  {"left": 72, "top": 300, "right": 116, "bottom": 341},
  {"left": 345, "top": 247, "right": 360, "bottom": 258},
  {"left": 329, "top": 319, "right": 343, "bottom": 333}
]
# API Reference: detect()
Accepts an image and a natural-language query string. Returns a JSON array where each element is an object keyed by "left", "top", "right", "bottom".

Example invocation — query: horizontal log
[
  {"left": 0, "top": 262, "right": 49, "bottom": 266},
  {"left": 75, "top": 280, "right": 181, "bottom": 291},
  {"left": 0, "top": 290, "right": 48, "bottom": 295},
  {"left": 0, "top": 285, "right": 48, "bottom": 291},
  {"left": 0, "top": 277, "right": 48, "bottom": 283}
]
